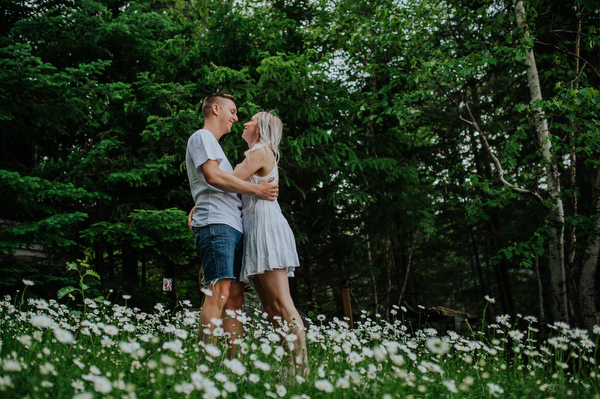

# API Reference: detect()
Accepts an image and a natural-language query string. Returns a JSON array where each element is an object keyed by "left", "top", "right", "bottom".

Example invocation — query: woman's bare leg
[{"left": 253, "top": 269, "right": 308, "bottom": 375}]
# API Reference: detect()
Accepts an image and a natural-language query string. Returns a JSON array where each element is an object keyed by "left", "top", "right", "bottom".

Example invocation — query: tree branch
[
  {"left": 534, "top": 40, "right": 600, "bottom": 83},
  {"left": 430, "top": 73, "right": 543, "bottom": 201},
  {"left": 462, "top": 101, "right": 544, "bottom": 201}
]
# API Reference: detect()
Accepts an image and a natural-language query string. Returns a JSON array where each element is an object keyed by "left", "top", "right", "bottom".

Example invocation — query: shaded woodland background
[{"left": 1, "top": 0, "right": 599, "bottom": 330}]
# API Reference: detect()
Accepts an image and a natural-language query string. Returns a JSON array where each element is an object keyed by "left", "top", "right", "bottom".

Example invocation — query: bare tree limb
[
  {"left": 534, "top": 40, "right": 600, "bottom": 83},
  {"left": 430, "top": 73, "right": 544, "bottom": 201},
  {"left": 463, "top": 101, "right": 544, "bottom": 201}
]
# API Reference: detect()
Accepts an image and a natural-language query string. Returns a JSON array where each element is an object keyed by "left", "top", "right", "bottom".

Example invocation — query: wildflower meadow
[{"left": 1, "top": 271, "right": 599, "bottom": 398}]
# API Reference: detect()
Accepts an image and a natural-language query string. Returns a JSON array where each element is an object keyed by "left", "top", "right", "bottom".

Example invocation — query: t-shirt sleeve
[{"left": 188, "top": 131, "right": 223, "bottom": 172}]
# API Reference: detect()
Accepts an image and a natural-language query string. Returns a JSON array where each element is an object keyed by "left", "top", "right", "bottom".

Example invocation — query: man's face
[{"left": 217, "top": 98, "right": 238, "bottom": 133}]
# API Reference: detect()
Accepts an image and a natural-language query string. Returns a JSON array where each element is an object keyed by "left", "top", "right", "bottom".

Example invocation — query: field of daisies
[{"left": 1, "top": 279, "right": 600, "bottom": 398}]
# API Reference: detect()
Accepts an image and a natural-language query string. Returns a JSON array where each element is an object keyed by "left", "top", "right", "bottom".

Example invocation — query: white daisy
[
  {"left": 254, "top": 360, "right": 271, "bottom": 371},
  {"left": 39, "top": 362, "right": 56, "bottom": 375},
  {"left": 336, "top": 377, "right": 350, "bottom": 389},
  {"left": 508, "top": 330, "right": 524, "bottom": 341},
  {"left": 163, "top": 339, "right": 183, "bottom": 353},
  {"left": 30, "top": 314, "right": 53, "bottom": 328},
  {"left": 215, "top": 372, "right": 228, "bottom": 383},
  {"left": 426, "top": 337, "right": 450, "bottom": 355},
  {"left": 93, "top": 376, "right": 112, "bottom": 393},
  {"left": 224, "top": 358, "right": 246, "bottom": 376},
  {"left": 103, "top": 325, "right": 119, "bottom": 336},
  {"left": 160, "top": 355, "right": 176, "bottom": 366},
  {"left": 17, "top": 335, "right": 31, "bottom": 346},
  {"left": 488, "top": 382, "right": 504, "bottom": 396},
  {"left": 53, "top": 328, "right": 74, "bottom": 344},
  {"left": 314, "top": 379, "right": 334, "bottom": 392},
  {"left": 581, "top": 339, "right": 595, "bottom": 349},
  {"left": 212, "top": 327, "right": 224, "bottom": 337},
  {"left": 3, "top": 360, "right": 22, "bottom": 372},
  {"left": 175, "top": 329, "right": 188, "bottom": 339},
  {"left": 205, "top": 344, "right": 222, "bottom": 357},
  {"left": 443, "top": 379, "right": 458, "bottom": 393},
  {"left": 84, "top": 298, "right": 97, "bottom": 309},
  {"left": 73, "top": 359, "right": 85, "bottom": 369},
  {"left": 276, "top": 384, "right": 287, "bottom": 397}
]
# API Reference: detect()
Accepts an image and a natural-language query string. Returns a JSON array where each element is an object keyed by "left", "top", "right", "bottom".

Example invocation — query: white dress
[{"left": 240, "top": 162, "right": 300, "bottom": 284}]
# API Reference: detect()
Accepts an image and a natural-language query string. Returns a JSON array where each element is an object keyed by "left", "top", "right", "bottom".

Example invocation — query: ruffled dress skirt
[{"left": 240, "top": 169, "right": 299, "bottom": 284}]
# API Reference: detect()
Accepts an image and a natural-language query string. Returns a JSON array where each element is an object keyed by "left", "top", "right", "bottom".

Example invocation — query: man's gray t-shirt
[{"left": 186, "top": 129, "right": 243, "bottom": 233}]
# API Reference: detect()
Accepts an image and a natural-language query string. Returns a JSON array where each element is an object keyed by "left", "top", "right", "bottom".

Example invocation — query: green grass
[{"left": 1, "top": 281, "right": 599, "bottom": 398}]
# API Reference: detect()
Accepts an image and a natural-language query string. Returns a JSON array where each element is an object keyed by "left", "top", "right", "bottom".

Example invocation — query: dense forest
[{"left": 1, "top": 0, "right": 599, "bottom": 330}]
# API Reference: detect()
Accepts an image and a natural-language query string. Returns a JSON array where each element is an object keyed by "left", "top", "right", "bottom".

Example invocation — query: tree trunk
[
  {"left": 94, "top": 242, "right": 104, "bottom": 277},
  {"left": 568, "top": 1, "right": 581, "bottom": 268},
  {"left": 534, "top": 252, "right": 546, "bottom": 324},
  {"left": 398, "top": 228, "right": 420, "bottom": 307},
  {"left": 395, "top": 234, "right": 405, "bottom": 306},
  {"left": 122, "top": 248, "right": 138, "bottom": 286},
  {"left": 486, "top": 217, "right": 515, "bottom": 315},
  {"left": 107, "top": 245, "right": 115, "bottom": 281},
  {"left": 141, "top": 252, "right": 147, "bottom": 289},
  {"left": 173, "top": 264, "right": 179, "bottom": 307},
  {"left": 579, "top": 168, "right": 600, "bottom": 330},
  {"left": 383, "top": 234, "right": 393, "bottom": 316},
  {"left": 469, "top": 229, "right": 486, "bottom": 299},
  {"left": 366, "top": 235, "right": 379, "bottom": 314},
  {"left": 515, "top": 0, "right": 568, "bottom": 321},
  {"left": 370, "top": 272, "right": 379, "bottom": 315},
  {"left": 304, "top": 245, "right": 316, "bottom": 313},
  {"left": 332, "top": 281, "right": 344, "bottom": 318}
]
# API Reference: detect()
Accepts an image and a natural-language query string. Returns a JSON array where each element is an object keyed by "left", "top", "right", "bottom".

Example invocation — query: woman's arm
[
  {"left": 188, "top": 206, "right": 194, "bottom": 230},
  {"left": 232, "top": 147, "right": 274, "bottom": 181},
  {"left": 200, "top": 159, "right": 278, "bottom": 200}
]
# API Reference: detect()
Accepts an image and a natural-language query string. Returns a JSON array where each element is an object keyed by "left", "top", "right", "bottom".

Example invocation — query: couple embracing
[{"left": 185, "top": 93, "right": 307, "bottom": 376}]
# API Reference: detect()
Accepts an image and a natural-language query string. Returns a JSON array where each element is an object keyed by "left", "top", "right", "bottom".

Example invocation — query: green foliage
[
  {"left": 57, "top": 259, "right": 102, "bottom": 316},
  {"left": 0, "top": 169, "right": 96, "bottom": 254},
  {"left": 1, "top": 0, "right": 600, "bottom": 326},
  {"left": 1, "top": 288, "right": 599, "bottom": 398}
]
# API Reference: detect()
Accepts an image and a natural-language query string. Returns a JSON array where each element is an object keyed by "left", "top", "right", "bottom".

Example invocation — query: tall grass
[{"left": 1, "top": 278, "right": 599, "bottom": 398}]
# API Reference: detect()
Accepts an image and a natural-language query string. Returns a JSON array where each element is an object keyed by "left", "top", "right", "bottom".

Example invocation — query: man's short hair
[{"left": 202, "top": 92, "right": 236, "bottom": 119}]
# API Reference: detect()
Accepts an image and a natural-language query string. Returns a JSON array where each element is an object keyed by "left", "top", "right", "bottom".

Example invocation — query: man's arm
[{"left": 201, "top": 160, "right": 278, "bottom": 200}]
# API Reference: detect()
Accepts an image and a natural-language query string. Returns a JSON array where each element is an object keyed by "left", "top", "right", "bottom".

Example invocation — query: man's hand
[
  {"left": 256, "top": 178, "right": 278, "bottom": 201},
  {"left": 188, "top": 207, "right": 195, "bottom": 230}
]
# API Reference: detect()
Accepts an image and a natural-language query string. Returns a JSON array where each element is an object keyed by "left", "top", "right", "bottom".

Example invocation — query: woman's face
[{"left": 242, "top": 114, "right": 259, "bottom": 147}]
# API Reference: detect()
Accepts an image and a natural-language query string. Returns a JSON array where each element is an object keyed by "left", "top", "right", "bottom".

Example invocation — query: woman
[{"left": 231, "top": 111, "right": 308, "bottom": 376}]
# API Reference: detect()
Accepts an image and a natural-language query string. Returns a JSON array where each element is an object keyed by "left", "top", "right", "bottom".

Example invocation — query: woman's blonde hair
[{"left": 245, "top": 111, "right": 282, "bottom": 162}]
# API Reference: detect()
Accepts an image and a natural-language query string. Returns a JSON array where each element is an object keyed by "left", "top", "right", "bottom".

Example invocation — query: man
[{"left": 186, "top": 92, "right": 278, "bottom": 349}]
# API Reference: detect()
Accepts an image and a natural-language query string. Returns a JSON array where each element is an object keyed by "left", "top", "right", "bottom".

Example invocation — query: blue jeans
[{"left": 193, "top": 224, "right": 243, "bottom": 285}]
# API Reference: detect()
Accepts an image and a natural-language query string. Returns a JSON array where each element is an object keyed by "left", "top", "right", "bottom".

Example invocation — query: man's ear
[{"left": 211, "top": 103, "right": 219, "bottom": 116}]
